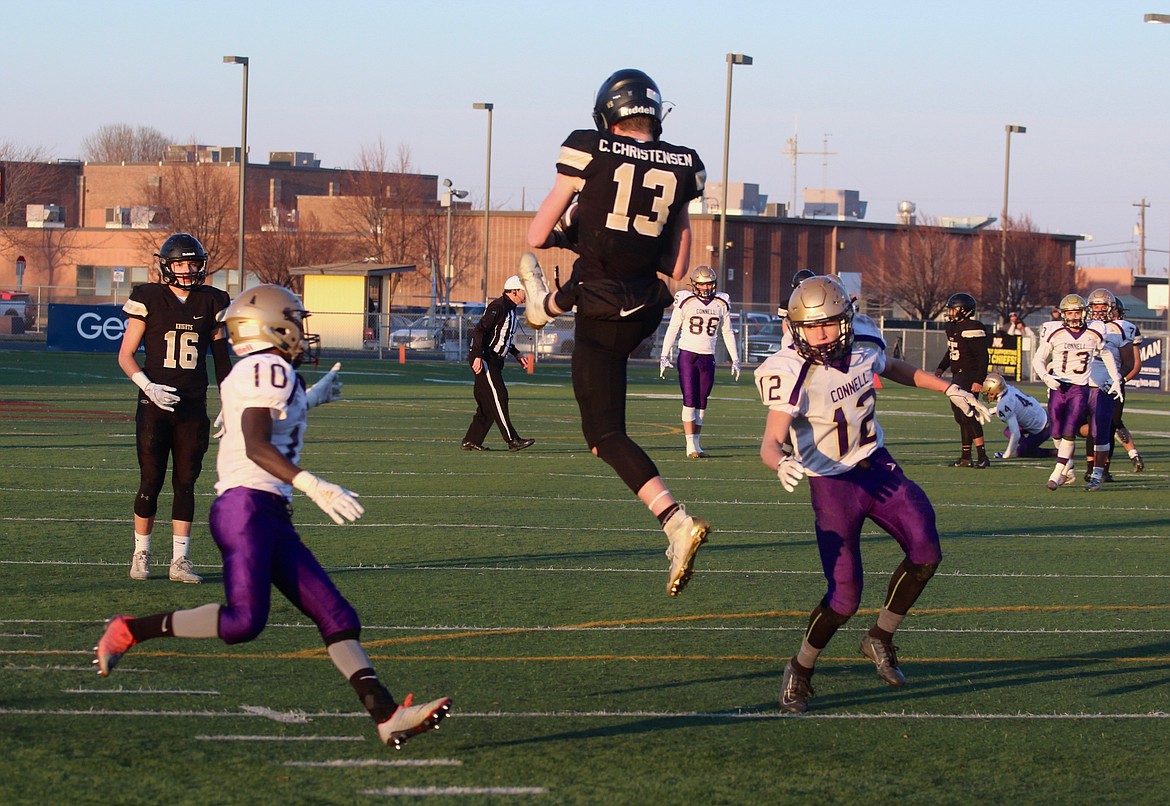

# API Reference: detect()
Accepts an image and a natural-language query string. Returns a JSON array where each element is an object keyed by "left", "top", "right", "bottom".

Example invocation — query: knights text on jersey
[
  {"left": 555, "top": 129, "right": 706, "bottom": 282},
  {"left": 215, "top": 353, "right": 307, "bottom": 498},
  {"left": 753, "top": 326, "right": 888, "bottom": 477},
  {"left": 122, "top": 284, "right": 231, "bottom": 399}
]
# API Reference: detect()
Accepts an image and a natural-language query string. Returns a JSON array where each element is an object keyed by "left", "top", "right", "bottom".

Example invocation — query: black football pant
[{"left": 463, "top": 354, "right": 521, "bottom": 446}]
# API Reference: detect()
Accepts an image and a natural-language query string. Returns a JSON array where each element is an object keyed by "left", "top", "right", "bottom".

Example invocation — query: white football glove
[
  {"left": 212, "top": 410, "right": 225, "bottom": 439},
  {"left": 776, "top": 455, "right": 805, "bottom": 493},
  {"left": 944, "top": 383, "right": 992, "bottom": 425},
  {"left": 1106, "top": 381, "right": 1124, "bottom": 404},
  {"left": 731, "top": 362, "right": 741, "bottom": 382},
  {"left": 306, "top": 362, "right": 343, "bottom": 408},
  {"left": 292, "top": 471, "right": 364, "bottom": 525},
  {"left": 1042, "top": 373, "right": 1062, "bottom": 392},
  {"left": 659, "top": 356, "right": 672, "bottom": 379},
  {"left": 132, "top": 371, "right": 179, "bottom": 412}
]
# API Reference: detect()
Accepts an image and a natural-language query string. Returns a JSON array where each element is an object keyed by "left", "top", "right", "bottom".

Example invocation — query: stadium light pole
[
  {"left": 718, "top": 53, "right": 752, "bottom": 292},
  {"left": 1000, "top": 124, "right": 1026, "bottom": 306},
  {"left": 224, "top": 56, "right": 249, "bottom": 296},
  {"left": 441, "top": 178, "right": 468, "bottom": 315},
  {"left": 473, "top": 103, "right": 494, "bottom": 305},
  {"left": 1145, "top": 13, "right": 1170, "bottom": 387}
]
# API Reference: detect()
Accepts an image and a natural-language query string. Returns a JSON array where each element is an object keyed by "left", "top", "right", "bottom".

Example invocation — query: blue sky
[{"left": 8, "top": 0, "right": 1170, "bottom": 273}]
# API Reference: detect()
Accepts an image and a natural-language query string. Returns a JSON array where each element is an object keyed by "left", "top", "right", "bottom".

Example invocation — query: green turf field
[{"left": 1, "top": 350, "right": 1168, "bottom": 804}]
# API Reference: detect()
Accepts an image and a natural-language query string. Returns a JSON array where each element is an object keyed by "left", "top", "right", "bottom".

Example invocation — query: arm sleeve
[
  {"left": 1003, "top": 410, "right": 1022, "bottom": 458},
  {"left": 211, "top": 339, "right": 233, "bottom": 387},
  {"left": 720, "top": 308, "right": 739, "bottom": 360},
  {"left": 660, "top": 305, "right": 684, "bottom": 360}
]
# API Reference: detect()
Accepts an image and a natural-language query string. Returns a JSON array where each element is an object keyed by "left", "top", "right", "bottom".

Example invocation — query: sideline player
[
  {"left": 1031, "top": 294, "right": 1123, "bottom": 491},
  {"left": 755, "top": 276, "right": 990, "bottom": 713},
  {"left": 934, "top": 292, "right": 990, "bottom": 468},
  {"left": 517, "top": 68, "right": 711, "bottom": 597},
  {"left": 96, "top": 285, "right": 451, "bottom": 749},
  {"left": 117, "top": 233, "right": 231, "bottom": 583},
  {"left": 659, "top": 265, "right": 740, "bottom": 458},
  {"left": 982, "top": 373, "right": 1058, "bottom": 459}
]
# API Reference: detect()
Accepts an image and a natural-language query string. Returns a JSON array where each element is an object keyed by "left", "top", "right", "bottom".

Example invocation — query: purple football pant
[
  {"left": 677, "top": 350, "right": 715, "bottom": 410},
  {"left": 807, "top": 447, "right": 941, "bottom": 617},
  {"left": 1046, "top": 383, "right": 1089, "bottom": 440},
  {"left": 1086, "top": 387, "right": 1115, "bottom": 444},
  {"left": 1005, "top": 423, "right": 1054, "bottom": 458},
  {"left": 209, "top": 487, "right": 360, "bottom": 645}
]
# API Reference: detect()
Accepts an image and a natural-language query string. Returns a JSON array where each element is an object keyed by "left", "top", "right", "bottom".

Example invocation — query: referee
[{"left": 461, "top": 275, "right": 536, "bottom": 452}]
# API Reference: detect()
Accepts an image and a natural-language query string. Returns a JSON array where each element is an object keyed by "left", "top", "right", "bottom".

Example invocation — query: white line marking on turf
[
  {"left": 196, "top": 735, "right": 362, "bottom": 742},
  {"left": 65, "top": 687, "right": 220, "bottom": 695},
  {"left": 241, "top": 704, "right": 311, "bottom": 723},
  {"left": 283, "top": 759, "right": 463, "bottom": 768},
  {"left": 362, "top": 787, "right": 548, "bottom": 797},
  {"left": 0, "top": 633, "right": 41, "bottom": 638}
]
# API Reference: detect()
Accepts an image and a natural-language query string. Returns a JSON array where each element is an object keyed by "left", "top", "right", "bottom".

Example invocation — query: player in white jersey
[
  {"left": 1080, "top": 289, "right": 1143, "bottom": 483},
  {"left": 754, "top": 277, "right": 990, "bottom": 713},
  {"left": 981, "top": 373, "right": 1056, "bottom": 459},
  {"left": 1031, "top": 294, "right": 1123, "bottom": 491},
  {"left": 95, "top": 285, "right": 451, "bottom": 750},
  {"left": 659, "top": 265, "right": 740, "bottom": 457}
]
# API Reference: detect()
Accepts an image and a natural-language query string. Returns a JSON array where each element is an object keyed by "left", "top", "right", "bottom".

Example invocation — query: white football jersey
[
  {"left": 215, "top": 352, "right": 308, "bottom": 498},
  {"left": 661, "top": 291, "right": 737, "bottom": 358},
  {"left": 1087, "top": 320, "right": 1131, "bottom": 388},
  {"left": 1032, "top": 320, "right": 1108, "bottom": 386},
  {"left": 754, "top": 317, "right": 887, "bottom": 477},
  {"left": 995, "top": 384, "right": 1048, "bottom": 436}
]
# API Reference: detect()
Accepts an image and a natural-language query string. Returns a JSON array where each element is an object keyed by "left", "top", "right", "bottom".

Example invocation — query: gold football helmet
[
  {"left": 1086, "top": 288, "right": 1116, "bottom": 322},
  {"left": 218, "top": 284, "right": 318, "bottom": 365},
  {"left": 982, "top": 373, "right": 1008, "bottom": 404},
  {"left": 689, "top": 265, "right": 717, "bottom": 302},
  {"left": 786, "top": 276, "right": 855, "bottom": 363},
  {"left": 1058, "top": 294, "right": 1087, "bottom": 329}
]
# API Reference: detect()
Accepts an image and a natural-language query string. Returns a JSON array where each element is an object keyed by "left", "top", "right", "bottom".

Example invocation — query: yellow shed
[{"left": 289, "top": 261, "right": 415, "bottom": 350}]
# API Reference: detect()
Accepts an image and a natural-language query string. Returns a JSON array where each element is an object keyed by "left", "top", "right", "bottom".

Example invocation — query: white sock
[
  {"left": 685, "top": 434, "right": 698, "bottom": 453},
  {"left": 172, "top": 535, "right": 190, "bottom": 563},
  {"left": 134, "top": 532, "right": 151, "bottom": 555},
  {"left": 1129, "top": 449, "right": 1139, "bottom": 459}
]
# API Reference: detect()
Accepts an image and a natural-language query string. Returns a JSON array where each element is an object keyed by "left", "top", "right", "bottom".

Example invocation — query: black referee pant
[{"left": 463, "top": 353, "right": 521, "bottom": 447}]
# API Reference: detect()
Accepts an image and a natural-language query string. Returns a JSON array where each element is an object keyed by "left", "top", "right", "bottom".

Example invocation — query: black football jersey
[
  {"left": 123, "top": 283, "right": 231, "bottom": 400},
  {"left": 556, "top": 129, "right": 706, "bottom": 285},
  {"left": 938, "top": 319, "right": 990, "bottom": 377}
]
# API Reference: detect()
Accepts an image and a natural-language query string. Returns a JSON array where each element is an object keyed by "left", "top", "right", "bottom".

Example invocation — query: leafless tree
[
  {"left": 335, "top": 140, "right": 467, "bottom": 309},
  {"left": 248, "top": 212, "right": 350, "bottom": 289},
  {"left": 983, "top": 214, "right": 1076, "bottom": 322},
  {"left": 81, "top": 125, "right": 172, "bottom": 164},
  {"left": 0, "top": 141, "right": 54, "bottom": 229},
  {"left": 3, "top": 226, "right": 80, "bottom": 288},
  {"left": 138, "top": 162, "right": 238, "bottom": 281},
  {"left": 860, "top": 216, "right": 974, "bottom": 319}
]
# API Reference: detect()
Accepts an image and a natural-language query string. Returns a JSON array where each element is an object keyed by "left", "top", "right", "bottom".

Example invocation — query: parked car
[
  {"left": 745, "top": 322, "right": 787, "bottom": 363},
  {"left": 389, "top": 315, "right": 449, "bottom": 350},
  {"left": 513, "top": 313, "right": 576, "bottom": 356}
]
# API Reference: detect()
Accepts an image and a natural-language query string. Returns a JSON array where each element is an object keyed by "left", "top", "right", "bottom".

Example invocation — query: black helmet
[
  {"left": 593, "top": 69, "right": 663, "bottom": 134},
  {"left": 944, "top": 292, "right": 976, "bottom": 322},
  {"left": 156, "top": 233, "right": 208, "bottom": 289},
  {"left": 791, "top": 269, "right": 817, "bottom": 289}
]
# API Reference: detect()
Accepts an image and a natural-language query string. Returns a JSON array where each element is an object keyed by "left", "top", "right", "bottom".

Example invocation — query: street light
[
  {"left": 473, "top": 102, "right": 494, "bottom": 305},
  {"left": 1000, "top": 124, "right": 1026, "bottom": 305},
  {"left": 1145, "top": 13, "right": 1170, "bottom": 386},
  {"left": 442, "top": 178, "right": 468, "bottom": 315},
  {"left": 223, "top": 55, "right": 249, "bottom": 295},
  {"left": 718, "top": 54, "right": 752, "bottom": 292}
]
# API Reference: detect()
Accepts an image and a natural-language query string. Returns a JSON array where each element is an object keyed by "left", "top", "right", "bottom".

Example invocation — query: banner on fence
[{"left": 47, "top": 304, "right": 128, "bottom": 352}]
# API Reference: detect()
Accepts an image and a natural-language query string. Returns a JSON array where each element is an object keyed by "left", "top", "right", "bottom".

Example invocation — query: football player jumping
[
  {"left": 97, "top": 285, "right": 451, "bottom": 749},
  {"left": 659, "top": 265, "right": 740, "bottom": 459},
  {"left": 117, "top": 233, "right": 232, "bottom": 584},
  {"left": 755, "top": 276, "right": 990, "bottom": 713},
  {"left": 517, "top": 68, "right": 711, "bottom": 597}
]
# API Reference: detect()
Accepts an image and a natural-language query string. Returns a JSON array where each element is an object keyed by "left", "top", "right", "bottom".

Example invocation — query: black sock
[
  {"left": 960, "top": 445, "right": 971, "bottom": 458},
  {"left": 349, "top": 668, "right": 397, "bottom": 723},
  {"left": 657, "top": 503, "right": 681, "bottom": 526},
  {"left": 127, "top": 613, "right": 174, "bottom": 643}
]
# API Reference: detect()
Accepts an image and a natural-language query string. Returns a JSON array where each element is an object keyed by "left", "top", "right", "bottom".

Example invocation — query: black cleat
[
  {"left": 950, "top": 457, "right": 973, "bottom": 468},
  {"left": 973, "top": 455, "right": 991, "bottom": 469},
  {"left": 1131, "top": 454, "right": 1144, "bottom": 473},
  {"left": 461, "top": 441, "right": 490, "bottom": 452},
  {"left": 507, "top": 438, "right": 535, "bottom": 452},
  {"left": 860, "top": 633, "right": 907, "bottom": 688},
  {"left": 779, "top": 662, "right": 815, "bottom": 714}
]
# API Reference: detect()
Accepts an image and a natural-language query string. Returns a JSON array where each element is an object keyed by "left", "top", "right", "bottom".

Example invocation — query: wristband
[{"left": 131, "top": 371, "right": 151, "bottom": 391}]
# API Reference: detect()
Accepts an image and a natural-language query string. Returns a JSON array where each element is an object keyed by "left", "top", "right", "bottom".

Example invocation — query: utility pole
[
  {"left": 1134, "top": 198, "right": 1149, "bottom": 275},
  {"left": 783, "top": 129, "right": 836, "bottom": 216}
]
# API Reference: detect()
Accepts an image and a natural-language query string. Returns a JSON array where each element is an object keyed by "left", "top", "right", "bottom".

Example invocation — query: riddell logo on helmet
[{"left": 621, "top": 105, "right": 656, "bottom": 117}]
